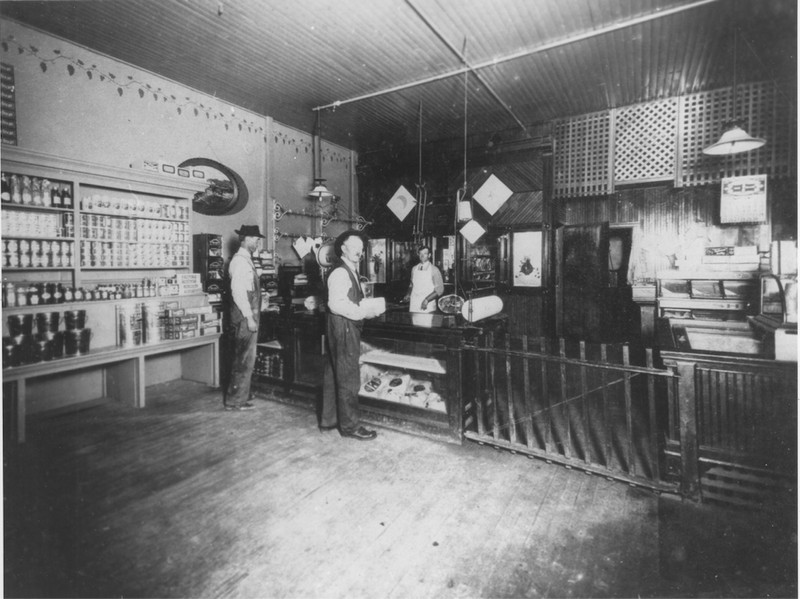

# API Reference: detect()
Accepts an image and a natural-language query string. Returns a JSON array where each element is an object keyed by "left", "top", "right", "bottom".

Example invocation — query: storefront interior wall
[{"left": 1, "top": 20, "right": 358, "bottom": 382}]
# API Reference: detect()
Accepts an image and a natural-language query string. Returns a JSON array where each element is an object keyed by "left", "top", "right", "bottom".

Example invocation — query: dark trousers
[
  {"left": 321, "top": 313, "right": 362, "bottom": 432},
  {"left": 225, "top": 313, "right": 258, "bottom": 407}
]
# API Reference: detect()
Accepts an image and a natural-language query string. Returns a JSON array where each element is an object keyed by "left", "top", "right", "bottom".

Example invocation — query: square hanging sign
[
  {"left": 459, "top": 219, "right": 486, "bottom": 245},
  {"left": 473, "top": 174, "right": 513, "bottom": 216},
  {"left": 386, "top": 185, "right": 417, "bottom": 222}
]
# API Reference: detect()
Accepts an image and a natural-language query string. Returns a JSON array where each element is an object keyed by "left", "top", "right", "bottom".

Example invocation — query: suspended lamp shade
[
  {"left": 309, "top": 178, "right": 333, "bottom": 199},
  {"left": 703, "top": 122, "right": 766, "bottom": 156},
  {"left": 457, "top": 200, "right": 473, "bottom": 221}
]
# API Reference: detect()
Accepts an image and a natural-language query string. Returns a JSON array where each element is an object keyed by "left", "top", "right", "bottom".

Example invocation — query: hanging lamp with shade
[
  {"left": 703, "top": 26, "right": 766, "bottom": 156},
  {"left": 309, "top": 110, "right": 334, "bottom": 199}
]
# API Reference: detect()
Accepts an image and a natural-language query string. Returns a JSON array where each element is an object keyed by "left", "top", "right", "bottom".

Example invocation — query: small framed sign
[
  {"left": 511, "top": 229, "right": 543, "bottom": 287},
  {"left": 720, "top": 175, "right": 767, "bottom": 224}
]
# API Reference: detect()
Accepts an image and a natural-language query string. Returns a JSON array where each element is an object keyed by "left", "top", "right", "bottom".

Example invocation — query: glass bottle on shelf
[
  {"left": 62, "top": 184, "right": 73, "bottom": 209},
  {"left": 20, "top": 176, "right": 32, "bottom": 205},
  {"left": 31, "top": 178, "right": 43, "bottom": 206},
  {"left": 51, "top": 182, "right": 63, "bottom": 208},
  {"left": 1, "top": 173, "right": 10, "bottom": 203},
  {"left": 4, "top": 280, "right": 16, "bottom": 308},
  {"left": 10, "top": 174, "right": 21, "bottom": 204}
]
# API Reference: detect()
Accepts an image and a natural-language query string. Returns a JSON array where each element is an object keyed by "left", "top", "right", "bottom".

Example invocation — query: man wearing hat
[
  {"left": 225, "top": 224, "right": 265, "bottom": 411},
  {"left": 320, "top": 230, "right": 386, "bottom": 439}
]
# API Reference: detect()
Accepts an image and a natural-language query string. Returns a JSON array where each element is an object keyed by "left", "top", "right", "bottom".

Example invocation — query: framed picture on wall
[
  {"left": 512, "top": 230, "right": 543, "bottom": 287},
  {"left": 390, "top": 240, "right": 415, "bottom": 282},
  {"left": 367, "top": 238, "right": 387, "bottom": 283}
]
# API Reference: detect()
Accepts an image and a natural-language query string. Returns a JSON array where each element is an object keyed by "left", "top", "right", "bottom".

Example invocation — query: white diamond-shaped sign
[
  {"left": 386, "top": 185, "right": 417, "bottom": 221},
  {"left": 473, "top": 174, "right": 513, "bottom": 216},
  {"left": 459, "top": 219, "right": 486, "bottom": 244}
]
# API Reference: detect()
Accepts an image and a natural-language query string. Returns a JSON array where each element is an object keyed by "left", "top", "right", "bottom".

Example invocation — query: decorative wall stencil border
[
  {"left": 273, "top": 130, "right": 313, "bottom": 154},
  {"left": 0, "top": 34, "right": 266, "bottom": 139}
]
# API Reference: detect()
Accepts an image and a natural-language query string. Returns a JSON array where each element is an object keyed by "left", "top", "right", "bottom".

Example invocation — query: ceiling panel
[{"left": 1, "top": 0, "right": 795, "bottom": 153}]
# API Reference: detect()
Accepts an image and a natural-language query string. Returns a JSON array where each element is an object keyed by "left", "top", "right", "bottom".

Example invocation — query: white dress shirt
[
  {"left": 229, "top": 247, "right": 258, "bottom": 319},
  {"left": 327, "top": 261, "right": 369, "bottom": 321}
]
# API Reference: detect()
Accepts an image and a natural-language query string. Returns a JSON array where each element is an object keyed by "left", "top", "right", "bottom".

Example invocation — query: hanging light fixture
[
  {"left": 703, "top": 25, "right": 766, "bottom": 155},
  {"left": 309, "top": 111, "right": 334, "bottom": 199}
]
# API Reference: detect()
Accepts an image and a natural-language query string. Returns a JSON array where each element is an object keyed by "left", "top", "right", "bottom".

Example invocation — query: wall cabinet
[
  {"left": 1, "top": 148, "right": 220, "bottom": 442},
  {"left": 2, "top": 147, "right": 204, "bottom": 295}
]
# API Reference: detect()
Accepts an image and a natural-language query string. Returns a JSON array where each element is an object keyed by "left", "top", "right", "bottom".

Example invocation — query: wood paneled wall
[{"left": 560, "top": 180, "right": 796, "bottom": 284}]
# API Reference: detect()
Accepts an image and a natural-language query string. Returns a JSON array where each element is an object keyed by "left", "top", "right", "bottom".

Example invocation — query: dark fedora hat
[{"left": 235, "top": 224, "right": 264, "bottom": 238}]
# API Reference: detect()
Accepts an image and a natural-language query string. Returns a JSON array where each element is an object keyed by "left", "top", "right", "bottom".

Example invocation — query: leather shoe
[
  {"left": 319, "top": 424, "right": 338, "bottom": 432},
  {"left": 340, "top": 426, "right": 377, "bottom": 441}
]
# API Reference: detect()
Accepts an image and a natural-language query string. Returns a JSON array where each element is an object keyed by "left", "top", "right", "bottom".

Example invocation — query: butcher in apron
[{"left": 403, "top": 246, "right": 445, "bottom": 313}]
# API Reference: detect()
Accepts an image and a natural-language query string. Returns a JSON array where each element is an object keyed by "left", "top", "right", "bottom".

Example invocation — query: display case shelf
[{"left": 359, "top": 349, "right": 446, "bottom": 374}]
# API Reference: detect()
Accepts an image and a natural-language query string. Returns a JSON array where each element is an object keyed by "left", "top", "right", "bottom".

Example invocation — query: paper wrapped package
[{"left": 461, "top": 295, "right": 503, "bottom": 322}]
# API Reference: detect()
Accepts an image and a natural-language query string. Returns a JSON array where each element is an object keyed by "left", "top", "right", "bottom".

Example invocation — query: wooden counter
[{"left": 254, "top": 307, "right": 506, "bottom": 443}]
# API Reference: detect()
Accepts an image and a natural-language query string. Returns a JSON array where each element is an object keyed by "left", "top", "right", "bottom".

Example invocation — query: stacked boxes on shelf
[{"left": 116, "top": 300, "right": 221, "bottom": 346}]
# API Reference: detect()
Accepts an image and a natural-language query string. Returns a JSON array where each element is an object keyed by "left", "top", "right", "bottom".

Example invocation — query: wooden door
[{"left": 555, "top": 223, "right": 609, "bottom": 340}]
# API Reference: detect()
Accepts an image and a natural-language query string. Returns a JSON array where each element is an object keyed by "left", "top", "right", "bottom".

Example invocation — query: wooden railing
[
  {"left": 661, "top": 350, "right": 797, "bottom": 502},
  {"left": 463, "top": 335, "right": 797, "bottom": 503},
  {"left": 463, "top": 334, "right": 678, "bottom": 493}
]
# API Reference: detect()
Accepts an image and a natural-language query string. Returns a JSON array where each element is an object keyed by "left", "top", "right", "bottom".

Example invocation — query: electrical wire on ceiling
[{"left": 413, "top": 100, "right": 428, "bottom": 243}]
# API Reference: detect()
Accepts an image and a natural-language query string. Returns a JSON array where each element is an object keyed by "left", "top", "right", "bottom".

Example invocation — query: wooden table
[{"left": 3, "top": 334, "right": 220, "bottom": 442}]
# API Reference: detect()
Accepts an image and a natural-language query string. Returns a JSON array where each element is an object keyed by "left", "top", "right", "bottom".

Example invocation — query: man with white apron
[{"left": 404, "top": 246, "right": 444, "bottom": 313}]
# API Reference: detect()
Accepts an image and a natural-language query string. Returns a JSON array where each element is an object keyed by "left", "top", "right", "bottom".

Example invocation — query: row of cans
[
  {"left": 2, "top": 209, "right": 74, "bottom": 239},
  {"left": 81, "top": 194, "right": 189, "bottom": 221},
  {"left": 4, "top": 239, "right": 74, "bottom": 269},
  {"left": 80, "top": 240, "right": 189, "bottom": 268},
  {"left": 79, "top": 214, "right": 189, "bottom": 243}
]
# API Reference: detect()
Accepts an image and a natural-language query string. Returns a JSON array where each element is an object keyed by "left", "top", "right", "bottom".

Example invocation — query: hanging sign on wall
[
  {"left": 386, "top": 185, "right": 416, "bottom": 222},
  {"left": 720, "top": 174, "right": 767, "bottom": 224}
]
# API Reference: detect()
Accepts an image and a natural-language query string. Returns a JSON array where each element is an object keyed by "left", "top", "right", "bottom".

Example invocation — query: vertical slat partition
[
  {"left": 541, "top": 337, "right": 552, "bottom": 453},
  {"left": 623, "top": 345, "right": 634, "bottom": 476},
  {"left": 601, "top": 344, "right": 611, "bottom": 467},
  {"left": 489, "top": 333, "right": 499, "bottom": 440},
  {"left": 474, "top": 336, "right": 486, "bottom": 436},
  {"left": 579, "top": 341, "right": 589, "bottom": 464},
  {"left": 720, "top": 371, "right": 730, "bottom": 450},
  {"left": 505, "top": 335, "right": 517, "bottom": 444},
  {"left": 522, "top": 335, "right": 534, "bottom": 449},
  {"left": 646, "top": 349, "right": 660, "bottom": 481},
  {"left": 559, "top": 338, "right": 572, "bottom": 459}
]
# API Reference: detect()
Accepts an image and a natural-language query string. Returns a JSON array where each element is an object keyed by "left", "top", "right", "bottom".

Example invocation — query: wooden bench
[{"left": 3, "top": 334, "right": 221, "bottom": 442}]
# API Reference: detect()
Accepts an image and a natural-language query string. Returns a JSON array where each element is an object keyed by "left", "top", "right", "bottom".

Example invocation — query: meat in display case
[{"left": 359, "top": 343, "right": 447, "bottom": 413}]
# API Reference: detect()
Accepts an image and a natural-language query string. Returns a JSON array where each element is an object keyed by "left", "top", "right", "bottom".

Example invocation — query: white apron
[{"left": 409, "top": 263, "right": 436, "bottom": 313}]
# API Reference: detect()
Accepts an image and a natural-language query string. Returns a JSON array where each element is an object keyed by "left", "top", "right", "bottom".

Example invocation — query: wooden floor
[{"left": 4, "top": 380, "right": 796, "bottom": 598}]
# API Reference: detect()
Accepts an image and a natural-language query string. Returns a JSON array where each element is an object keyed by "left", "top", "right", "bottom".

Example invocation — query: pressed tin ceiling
[{"left": 0, "top": 0, "right": 796, "bottom": 153}]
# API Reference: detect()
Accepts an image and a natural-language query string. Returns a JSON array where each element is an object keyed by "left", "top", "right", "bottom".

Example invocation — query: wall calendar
[{"left": 720, "top": 174, "right": 767, "bottom": 224}]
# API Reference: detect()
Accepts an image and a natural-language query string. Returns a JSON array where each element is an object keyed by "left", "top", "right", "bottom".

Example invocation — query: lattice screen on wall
[
  {"left": 553, "top": 80, "right": 794, "bottom": 198},
  {"left": 679, "top": 80, "right": 794, "bottom": 187},
  {"left": 614, "top": 98, "right": 677, "bottom": 185},
  {"left": 553, "top": 111, "right": 611, "bottom": 199}
]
